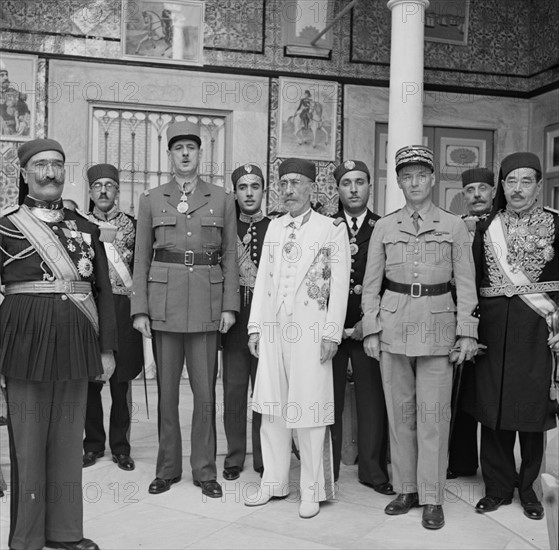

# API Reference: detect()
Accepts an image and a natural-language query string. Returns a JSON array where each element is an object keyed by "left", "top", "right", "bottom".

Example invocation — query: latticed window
[{"left": 90, "top": 105, "right": 229, "bottom": 216}]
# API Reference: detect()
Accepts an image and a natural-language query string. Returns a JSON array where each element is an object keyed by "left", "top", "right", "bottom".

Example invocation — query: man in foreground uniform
[
  {"left": 447, "top": 167, "right": 495, "bottom": 480},
  {"left": 132, "top": 121, "right": 240, "bottom": 498},
  {"left": 221, "top": 164, "right": 269, "bottom": 481},
  {"left": 362, "top": 145, "right": 479, "bottom": 530},
  {"left": 83, "top": 163, "right": 143, "bottom": 472},
  {"left": 467, "top": 152, "right": 558, "bottom": 520},
  {"left": 330, "top": 160, "right": 392, "bottom": 494},
  {"left": 246, "top": 158, "right": 350, "bottom": 519},
  {"left": 0, "top": 138, "right": 117, "bottom": 550}
]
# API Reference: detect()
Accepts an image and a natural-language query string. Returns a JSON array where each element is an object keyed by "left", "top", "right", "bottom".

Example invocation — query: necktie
[
  {"left": 351, "top": 217, "right": 358, "bottom": 234},
  {"left": 412, "top": 211, "right": 420, "bottom": 233}
]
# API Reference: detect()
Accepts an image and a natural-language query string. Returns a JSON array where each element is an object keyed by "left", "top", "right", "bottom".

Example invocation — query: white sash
[
  {"left": 104, "top": 241, "right": 133, "bottom": 290},
  {"left": 486, "top": 215, "right": 556, "bottom": 319}
]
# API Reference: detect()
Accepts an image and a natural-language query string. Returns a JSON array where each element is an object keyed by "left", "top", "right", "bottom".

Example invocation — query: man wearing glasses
[
  {"left": 245, "top": 158, "right": 350, "bottom": 519},
  {"left": 466, "top": 152, "right": 559, "bottom": 521},
  {"left": 83, "top": 163, "right": 144, "bottom": 473}
]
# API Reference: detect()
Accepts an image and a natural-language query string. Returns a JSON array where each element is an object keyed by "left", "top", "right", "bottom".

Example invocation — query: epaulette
[
  {"left": 143, "top": 189, "right": 150, "bottom": 196},
  {"left": 0, "top": 204, "right": 19, "bottom": 217},
  {"left": 383, "top": 208, "right": 400, "bottom": 218},
  {"left": 440, "top": 206, "right": 457, "bottom": 216},
  {"left": 544, "top": 206, "right": 559, "bottom": 215},
  {"left": 333, "top": 217, "right": 344, "bottom": 226}
]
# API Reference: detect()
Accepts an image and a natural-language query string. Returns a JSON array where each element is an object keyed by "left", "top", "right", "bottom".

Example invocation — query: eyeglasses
[
  {"left": 278, "top": 177, "right": 305, "bottom": 191},
  {"left": 28, "top": 160, "right": 65, "bottom": 172},
  {"left": 503, "top": 178, "right": 538, "bottom": 189},
  {"left": 91, "top": 182, "right": 119, "bottom": 191}
]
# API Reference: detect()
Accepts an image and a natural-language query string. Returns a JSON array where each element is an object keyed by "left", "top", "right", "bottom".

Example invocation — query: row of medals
[{"left": 349, "top": 229, "right": 362, "bottom": 295}]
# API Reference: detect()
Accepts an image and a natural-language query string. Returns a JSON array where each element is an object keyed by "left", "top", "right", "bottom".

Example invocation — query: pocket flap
[
  {"left": 148, "top": 266, "right": 168, "bottom": 283},
  {"left": 201, "top": 216, "right": 224, "bottom": 228},
  {"left": 152, "top": 216, "right": 177, "bottom": 228},
  {"left": 380, "top": 290, "right": 399, "bottom": 313},
  {"left": 424, "top": 232, "right": 453, "bottom": 243},
  {"left": 430, "top": 293, "right": 456, "bottom": 313},
  {"left": 209, "top": 266, "right": 224, "bottom": 283},
  {"left": 382, "top": 232, "right": 410, "bottom": 245}
]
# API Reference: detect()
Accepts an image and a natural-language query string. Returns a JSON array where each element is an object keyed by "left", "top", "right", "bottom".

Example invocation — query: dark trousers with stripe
[
  {"left": 84, "top": 378, "right": 132, "bottom": 456},
  {"left": 153, "top": 330, "right": 218, "bottom": 482},
  {"left": 5, "top": 377, "right": 87, "bottom": 550}
]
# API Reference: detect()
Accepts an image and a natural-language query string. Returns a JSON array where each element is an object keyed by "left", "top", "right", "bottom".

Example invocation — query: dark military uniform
[
  {"left": 0, "top": 198, "right": 116, "bottom": 550},
  {"left": 84, "top": 207, "right": 143, "bottom": 458},
  {"left": 222, "top": 212, "right": 270, "bottom": 473},
  {"left": 131, "top": 176, "right": 240, "bottom": 483},
  {"left": 330, "top": 209, "right": 391, "bottom": 487}
]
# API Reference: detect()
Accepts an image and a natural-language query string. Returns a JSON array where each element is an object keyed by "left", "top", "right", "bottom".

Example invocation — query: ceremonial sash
[
  {"left": 486, "top": 215, "right": 556, "bottom": 319},
  {"left": 104, "top": 241, "right": 133, "bottom": 290},
  {"left": 9, "top": 205, "right": 100, "bottom": 334},
  {"left": 237, "top": 235, "right": 258, "bottom": 289}
]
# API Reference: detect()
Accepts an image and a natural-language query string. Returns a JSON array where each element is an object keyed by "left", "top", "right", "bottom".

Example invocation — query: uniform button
[
  {"left": 149, "top": 276, "right": 153, "bottom": 280},
  {"left": 187, "top": 232, "right": 192, "bottom": 236},
  {"left": 283, "top": 293, "right": 287, "bottom": 297},
  {"left": 187, "top": 215, "right": 191, "bottom": 219},
  {"left": 413, "top": 261, "right": 418, "bottom": 266},
  {"left": 351, "top": 259, "right": 355, "bottom": 263},
  {"left": 304, "top": 301, "right": 308, "bottom": 305},
  {"left": 414, "top": 249, "right": 419, "bottom": 254},
  {"left": 268, "top": 291, "right": 271, "bottom": 296},
  {"left": 252, "top": 253, "right": 257, "bottom": 257},
  {"left": 350, "top": 278, "right": 354, "bottom": 283},
  {"left": 53, "top": 226, "right": 58, "bottom": 231},
  {"left": 162, "top": 209, "right": 166, "bottom": 213},
  {"left": 213, "top": 222, "right": 216, "bottom": 226},
  {"left": 189, "top": 267, "right": 194, "bottom": 272},
  {"left": 160, "top": 220, "right": 164, "bottom": 224},
  {"left": 253, "top": 245, "right": 257, "bottom": 249},
  {"left": 270, "top": 272, "right": 273, "bottom": 276},
  {"left": 415, "top": 238, "right": 419, "bottom": 242},
  {"left": 350, "top": 268, "right": 355, "bottom": 273},
  {"left": 413, "top": 273, "right": 418, "bottom": 278},
  {"left": 61, "top": 295, "right": 68, "bottom": 301}
]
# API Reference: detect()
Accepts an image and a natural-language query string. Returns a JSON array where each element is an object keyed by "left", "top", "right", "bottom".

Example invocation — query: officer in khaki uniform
[
  {"left": 362, "top": 145, "right": 479, "bottom": 530},
  {"left": 132, "top": 121, "right": 240, "bottom": 498}
]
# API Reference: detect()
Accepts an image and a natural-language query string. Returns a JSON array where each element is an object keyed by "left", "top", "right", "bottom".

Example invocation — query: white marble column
[{"left": 385, "top": 0, "right": 429, "bottom": 213}]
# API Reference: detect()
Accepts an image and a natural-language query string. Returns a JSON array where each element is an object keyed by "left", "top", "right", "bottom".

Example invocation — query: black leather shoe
[
  {"left": 475, "top": 495, "right": 512, "bottom": 513},
  {"left": 359, "top": 480, "right": 396, "bottom": 495},
  {"left": 194, "top": 479, "right": 223, "bottom": 498},
  {"left": 446, "top": 468, "right": 476, "bottom": 479},
  {"left": 422, "top": 505, "right": 445, "bottom": 529},
  {"left": 384, "top": 493, "right": 420, "bottom": 515},
  {"left": 521, "top": 501, "right": 544, "bottom": 520},
  {"left": 254, "top": 466, "right": 264, "bottom": 478},
  {"left": 148, "top": 476, "right": 181, "bottom": 494},
  {"left": 45, "top": 538, "right": 99, "bottom": 550},
  {"left": 82, "top": 451, "right": 104, "bottom": 468},
  {"left": 223, "top": 466, "right": 241, "bottom": 481},
  {"left": 112, "top": 454, "right": 135, "bottom": 471},
  {"left": 0, "top": 416, "right": 6, "bottom": 426}
]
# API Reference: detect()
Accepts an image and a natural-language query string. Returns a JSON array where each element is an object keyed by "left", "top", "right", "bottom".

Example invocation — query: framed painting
[
  {"left": 425, "top": 0, "right": 470, "bottom": 46},
  {"left": 122, "top": 0, "right": 205, "bottom": 66},
  {"left": 277, "top": 77, "right": 338, "bottom": 161},
  {"left": 0, "top": 52, "right": 37, "bottom": 141},
  {"left": 545, "top": 122, "right": 559, "bottom": 176}
]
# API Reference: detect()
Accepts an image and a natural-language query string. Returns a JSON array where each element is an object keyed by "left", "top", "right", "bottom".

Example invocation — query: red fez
[
  {"left": 461, "top": 168, "right": 494, "bottom": 187},
  {"left": 278, "top": 158, "right": 316, "bottom": 181},
  {"left": 333, "top": 160, "right": 370, "bottom": 184},
  {"left": 17, "top": 138, "right": 66, "bottom": 205},
  {"left": 231, "top": 164, "right": 264, "bottom": 189},
  {"left": 500, "top": 152, "right": 542, "bottom": 180},
  {"left": 87, "top": 163, "right": 120, "bottom": 186},
  {"left": 167, "top": 121, "right": 201, "bottom": 148},
  {"left": 395, "top": 145, "right": 434, "bottom": 173}
]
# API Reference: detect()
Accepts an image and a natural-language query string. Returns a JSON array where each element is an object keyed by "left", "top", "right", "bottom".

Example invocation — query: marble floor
[{"left": 0, "top": 379, "right": 557, "bottom": 550}]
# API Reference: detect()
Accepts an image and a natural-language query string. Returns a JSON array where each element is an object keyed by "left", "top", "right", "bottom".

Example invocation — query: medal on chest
[
  {"left": 349, "top": 240, "right": 359, "bottom": 256},
  {"left": 177, "top": 197, "right": 189, "bottom": 214}
]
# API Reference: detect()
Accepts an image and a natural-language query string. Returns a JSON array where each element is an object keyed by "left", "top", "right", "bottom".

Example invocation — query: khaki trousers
[{"left": 380, "top": 352, "right": 453, "bottom": 505}]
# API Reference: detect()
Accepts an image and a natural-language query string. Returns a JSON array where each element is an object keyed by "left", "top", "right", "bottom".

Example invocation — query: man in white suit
[{"left": 246, "top": 158, "right": 350, "bottom": 519}]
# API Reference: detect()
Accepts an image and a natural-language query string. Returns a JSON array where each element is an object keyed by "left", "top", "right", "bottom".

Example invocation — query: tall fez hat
[
  {"left": 333, "top": 160, "right": 370, "bottom": 183},
  {"left": 395, "top": 145, "right": 434, "bottom": 173},
  {"left": 500, "top": 152, "right": 542, "bottom": 180},
  {"left": 461, "top": 167, "right": 494, "bottom": 187},
  {"left": 231, "top": 163, "right": 264, "bottom": 188},
  {"left": 167, "top": 120, "right": 202, "bottom": 148},
  {"left": 278, "top": 157, "right": 316, "bottom": 181},
  {"left": 87, "top": 163, "right": 120, "bottom": 186},
  {"left": 17, "top": 138, "right": 66, "bottom": 205}
]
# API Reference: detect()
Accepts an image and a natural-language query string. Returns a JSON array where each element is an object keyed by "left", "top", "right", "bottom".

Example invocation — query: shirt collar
[
  {"left": 344, "top": 210, "right": 367, "bottom": 230},
  {"left": 404, "top": 202, "right": 432, "bottom": 220},
  {"left": 283, "top": 207, "right": 312, "bottom": 228},
  {"left": 92, "top": 204, "right": 120, "bottom": 221}
]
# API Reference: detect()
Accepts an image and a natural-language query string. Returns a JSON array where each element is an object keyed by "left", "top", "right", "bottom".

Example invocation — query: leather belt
[
  {"left": 384, "top": 278, "right": 452, "bottom": 298},
  {"left": 480, "top": 281, "right": 559, "bottom": 298},
  {"left": 4, "top": 280, "right": 92, "bottom": 295},
  {"left": 154, "top": 250, "right": 221, "bottom": 266}
]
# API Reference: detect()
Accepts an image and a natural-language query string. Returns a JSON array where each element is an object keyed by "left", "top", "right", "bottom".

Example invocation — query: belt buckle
[
  {"left": 184, "top": 251, "right": 194, "bottom": 266},
  {"left": 55, "top": 280, "right": 71, "bottom": 293},
  {"left": 410, "top": 282, "right": 422, "bottom": 298}
]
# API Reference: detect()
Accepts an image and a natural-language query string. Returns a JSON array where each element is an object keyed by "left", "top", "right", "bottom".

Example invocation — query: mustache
[
  {"left": 37, "top": 177, "right": 63, "bottom": 186},
  {"left": 511, "top": 192, "right": 524, "bottom": 199}
]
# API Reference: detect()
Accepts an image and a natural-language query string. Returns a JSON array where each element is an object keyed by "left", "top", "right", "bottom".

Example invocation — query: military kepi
[
  {"left": 167, "top": 120, "right": 201, "bottom": 148},
  {"left": 461, "top": 168, "right": 494, "bottom": 187},
  {"left": 87, "top": 163, "right": 120, "bottom": 186},
  {"left": 278, "top": 158, "right": 316, "bottom": 181},
  {"left": 333, "top": 160, "right": 370, "bottom": 183},
  {"left": 17, "top": 138, "right": 66, "bottom": 205},
  {"left": 500, "top": 152, "right": 542, "bottom": 180},
  {"left": 395, "top": 145, "right": 434, "bottom": 173},
  {"left": 231, "top": 164, "right": 264, "bottom": 188}
]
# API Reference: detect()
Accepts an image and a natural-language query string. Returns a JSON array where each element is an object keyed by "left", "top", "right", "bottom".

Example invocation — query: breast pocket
[
  {"left": 152, "top": 216, "right": 177, "bottom": 249},
  {"left": 201, "top": 216, "right": 224, "bottom": 247},
  {"left": 209, "top": 265, "right": 224, "bottom": 321},
  {"left": 423, "top": 233, "right": 453, "bottom": 268},
  {"left": 382, "top": 233, "right": 414, "bottom": 266}
]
